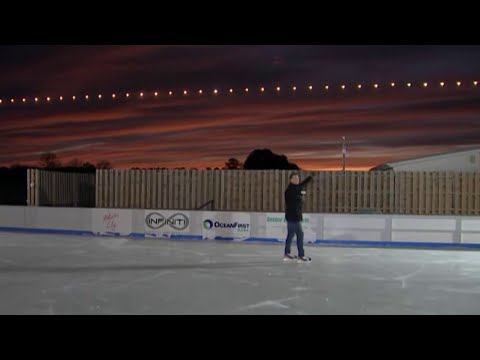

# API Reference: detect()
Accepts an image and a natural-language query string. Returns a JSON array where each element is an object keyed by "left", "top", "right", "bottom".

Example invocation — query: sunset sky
[{"left": 0, "top": 45, "right": 479, "bottom": 170}]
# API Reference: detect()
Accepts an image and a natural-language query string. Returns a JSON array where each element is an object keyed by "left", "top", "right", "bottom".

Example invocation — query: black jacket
[{"left": 284, "top": 176, "right": 313, "bottom": 222}]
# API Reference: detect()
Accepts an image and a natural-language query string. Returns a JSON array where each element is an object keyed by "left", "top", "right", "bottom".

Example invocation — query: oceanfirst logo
[{"left": 203, "top": 219, "right": 250, "bottom": 232}]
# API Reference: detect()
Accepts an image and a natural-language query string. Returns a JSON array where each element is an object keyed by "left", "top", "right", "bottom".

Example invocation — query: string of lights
[{"left": 0, "top": 80, "right": 478, "bottom": 107}]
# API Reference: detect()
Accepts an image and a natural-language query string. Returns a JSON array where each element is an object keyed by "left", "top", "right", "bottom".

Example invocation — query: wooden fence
[
  {"left": 26, "top": 168, "right": 480, "bottom": 215},
  {"left": 27, "top": 169, "right": 96, "bottom": 207},
  {"left": 93, "top": 169, "right": 480, "bottom": 215}
]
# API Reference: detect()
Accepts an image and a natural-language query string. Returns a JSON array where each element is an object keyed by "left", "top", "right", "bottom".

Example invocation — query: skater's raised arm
[{"left": 300, "top": 175, "right": 313, "bottom": 188}]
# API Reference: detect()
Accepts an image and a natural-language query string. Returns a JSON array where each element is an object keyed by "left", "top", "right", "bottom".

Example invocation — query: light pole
[{"left": 342, "top": 136, "right": 347, "bottom": 172}]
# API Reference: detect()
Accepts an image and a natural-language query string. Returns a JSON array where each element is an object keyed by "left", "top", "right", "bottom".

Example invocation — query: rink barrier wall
[{"left": 1, "top": 206, "right": 480, "bottom": 249}]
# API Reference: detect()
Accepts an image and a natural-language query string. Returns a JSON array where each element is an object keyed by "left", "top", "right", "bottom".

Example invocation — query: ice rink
[{"left": 1, "top": 231, "right": 480, "bottom": 315}]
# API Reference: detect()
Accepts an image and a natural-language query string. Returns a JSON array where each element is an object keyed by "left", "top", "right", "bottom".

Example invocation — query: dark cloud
[{"left": 1, "top": 45, "right": 480, "bottom": 170}]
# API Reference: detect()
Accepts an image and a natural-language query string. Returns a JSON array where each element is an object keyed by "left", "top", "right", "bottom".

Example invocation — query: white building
[{"left": 370, "top": 147, "right": 480, "bottom": 172}]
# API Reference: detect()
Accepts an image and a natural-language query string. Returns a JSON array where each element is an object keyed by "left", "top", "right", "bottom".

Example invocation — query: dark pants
[{"left": 285, "top": 221, "right": 305, "bottom": 258}]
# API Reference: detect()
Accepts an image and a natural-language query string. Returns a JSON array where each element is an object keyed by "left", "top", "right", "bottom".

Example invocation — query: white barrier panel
[
  {"left": 92, "top": 209, "right": 133, "bottom": 236},
  {"left": 0, "top": 206, "right": 25, "bottom": 228},
  {"left": 25, "top": 207, "right": 92, "bottom": 232},
  {"left": 2, "top": 206, "right": 480, "bottom": 248},
  {"left": 324, "top": 215, "right": 386, "bottom": 230},
  {"left": 461, "top": 234, "right": 480, "bottom": 244},
  {"left": 391, "top": 217, "right": 457, "bottom": 243},
  {"left": 392, "top": 231, "right": 456, "bottom": 243},
  {"left": 202, "top": 212, "right": 251, "bottom": 240},
  {"left": 324, "top": 230, "right": 387, "bottom": 242},
  {"left": 265, "top": 213, "right": 316, "bottom": 243},
  {"left": 462, "top": 220, "right": 480, "bottom": 232},
  {"left": 145, "top": 210, "right": 193, "bottom": 238},
  {"left": 393, "top": 218, "right": 457, "bottom": 231},
  {"left": 461, "top": 219, "right": 480, "bottom": 244},
  {"left": 323, "top": 215, "right": 387, "bottom": 242}
]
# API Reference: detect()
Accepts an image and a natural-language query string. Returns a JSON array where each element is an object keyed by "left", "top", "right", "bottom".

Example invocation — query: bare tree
[
  {"left": 67, "top": 158, "right": 83, "bottom": 168},
  {"left": 96, "top": 160, "right": 112, "bottom": 169},
  {"left": 39, "top": 152, "right": 61, "bottom": 169},
  {"left": 82, "top": 162, "right": 96, "bottom": 171},
  {"left": 10, "top": 164, "right": 26, "bottom": 169},
  {"left": 224, "top": 158, "right": 242, "bottom": 170}
]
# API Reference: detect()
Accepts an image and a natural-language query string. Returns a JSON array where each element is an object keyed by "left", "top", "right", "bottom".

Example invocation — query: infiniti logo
[{"left": 146, "top": 213, "right": 189, "bottom": 231}]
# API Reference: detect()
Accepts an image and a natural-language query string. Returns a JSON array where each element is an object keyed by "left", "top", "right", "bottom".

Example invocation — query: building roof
[{"left": 370, "top": 146, "right": 480, "bottom": 171}]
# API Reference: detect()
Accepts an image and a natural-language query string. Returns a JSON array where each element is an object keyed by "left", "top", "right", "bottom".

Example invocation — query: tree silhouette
[
  {"left": 10, "top": 164, "right": 26, "bottom": 169},
  {"left": 67, "top": 158, "right": 83, "bottom": 168},
  {"left": 96, "top": 160, "right": 112, "bottom": 169},
  {"left": 39, "top": 152, "right": 61, "bottom": 169},
  {"left": 224, "top": 158, "right": 242, "bottom": 170},
  {"left": 243, "top": 149, "right": 299, "bottom": 170}
]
